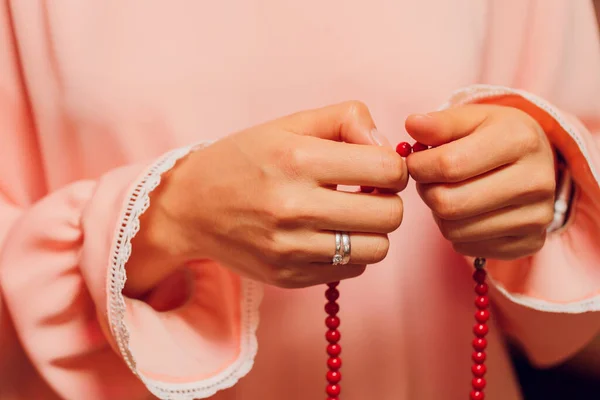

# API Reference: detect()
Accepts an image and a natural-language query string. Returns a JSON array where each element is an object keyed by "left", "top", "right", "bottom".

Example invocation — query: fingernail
[{"left": 370, "top": 128, "right": 392, "bottom": 147}]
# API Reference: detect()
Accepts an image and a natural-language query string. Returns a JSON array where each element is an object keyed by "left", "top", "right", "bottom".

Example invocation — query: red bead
[
  {"left": 325, "top": 288, "right": 340, "bottom": 301},
  {"left": 475, "top": 296, "right": 489, "bottom": 309},
  {"left": 327, "top": 370, "right": 342, "bottom": 383},
  {"left": 325, "top": 302, "right": 340, "bottom": 316},
  {"left": 472, "top": 364, "right": 487, "bottom": 377},
  {"left": 327, "top": 343, "right": 342, "bottom": 356},
  {"left": 473, "top": 269, "right": 487, "bottom": 283},
  {"left": 326, "top": 329, "right": 341, "bottom": 343},
  {"left": 396, "top": 142, "right": 412, "bottom": 157},
  {"left": 327, "top": 357, "right": 342, "bottom": 370},
  {"left": 413, "top": 142, "right": 428, "bottom": 152},
  {"left": 326, "top": 316, "right": 340, "bottom": 329},
  {"left": 475, "top": 283, "right": 488, "bottom": 295},
  {"left": 472, "top": 377, "right": 486, "bottom": 391},
  {"left": 473, "top": 338, "right": 487, "bottom": 351},
  {"left": 475, "top": 309, "right": 490, "bottom": 323},
  {"left": 326, "top": 384, "right": 341, "bottom": 396},
  {"left": 327, "top": 281, "right": 340, "bottom": 288},
  {"left": 472, "top": 265, "right": 490, "bottom": 397},
  {"left": 472, "top": 351, "right": 486, "bottom": 364},
  {"left": 473, "top": 323, "right": 489, "bottom": 337}
]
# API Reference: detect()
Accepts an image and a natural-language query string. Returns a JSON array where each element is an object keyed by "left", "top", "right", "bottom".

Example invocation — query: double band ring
[{"left": 332, "top": 231, "right": 351, "bottom": 265}]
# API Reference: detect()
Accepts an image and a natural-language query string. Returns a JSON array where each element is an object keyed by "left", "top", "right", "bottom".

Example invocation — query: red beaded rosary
[{"left": 324, "top": 142, "right": 489, "bottom": 400}]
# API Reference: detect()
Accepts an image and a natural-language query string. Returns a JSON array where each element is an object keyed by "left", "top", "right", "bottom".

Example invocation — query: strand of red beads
[
  {"left": 325, "top": 281, "right": 342, "bottom": 399},
  {"left": 395, "top": 142, "right": 490, "bottom": 400},
  {"left": 395, "top": 141, "right": 429, "bottom": 157},
  {"left": 472, "top": 257, "right": 489, "bottom": 400}
]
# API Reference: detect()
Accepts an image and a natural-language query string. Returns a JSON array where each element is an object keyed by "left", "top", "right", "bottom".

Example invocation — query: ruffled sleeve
[
  {"left": 0, "top": 3, "right": 261, "bottom": 399},
  {"left": 89, "top": 146, "right": 262, "bottom": 400},
  {"left": 1, "top": 144, "right": 262, "bottom": 399},
  {"left": 438, "top": 0, "right": 600, "bottom": 367}
]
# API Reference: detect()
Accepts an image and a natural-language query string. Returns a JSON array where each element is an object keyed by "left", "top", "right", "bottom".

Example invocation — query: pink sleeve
[
  {"left": 441, "top": 0, "right": 600, "bottom": 367},
  {"left": 0, "top": 4, "right": 258, "bottom": 399},
  {"left": 0, "top": 12, "right": 149, "bottom": 395},
  {"left": 88, "top": 147, "right": 261, "bottom": 400}
]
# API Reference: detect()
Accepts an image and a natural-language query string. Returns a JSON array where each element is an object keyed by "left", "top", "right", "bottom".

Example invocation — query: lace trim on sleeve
[{"left": 108, "top": 143, "right": 263, "bottom": 399}]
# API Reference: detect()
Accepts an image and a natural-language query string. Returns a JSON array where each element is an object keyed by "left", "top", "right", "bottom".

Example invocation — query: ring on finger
[
  {"left": 332, "top": 231, "right": 344, "bottom": 265},
  {"left": 341, "top": 232, "right": 351, "bottom": 265}
]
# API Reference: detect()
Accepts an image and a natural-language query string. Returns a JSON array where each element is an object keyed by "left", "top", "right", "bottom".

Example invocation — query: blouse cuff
[
  {"left": 106, "top": 144, "right": 263, "bottom": 399},
  {"left": 440, "top": 84, "right": 600, "bottom": 314}
]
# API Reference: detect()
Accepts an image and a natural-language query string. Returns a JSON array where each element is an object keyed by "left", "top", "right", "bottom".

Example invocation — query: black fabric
[{"left": 511, "top": 344, "right": 600, "bottom": 399}]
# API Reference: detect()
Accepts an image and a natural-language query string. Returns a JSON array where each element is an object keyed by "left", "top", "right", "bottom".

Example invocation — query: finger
[
  {"left": 269, "top": 263, "right": 367, "bottom": 288},
  {"left": 302, "top": 231, "right": 390, "bottom": 264},
  {"left": 416, "top": 160, "right": 555, "bottom": 221},
  {"left": 452, "top": 232, "right": 546, "bottom": 260},
  {"left": 299, "top": 189, "right": 404, "bottom": 234},
  {"left": 282, "top": 101, "right": 392, "bottom": 147},
  {"left": 294, "top": 137, "right": 408, "bottom": 191},
  {"left": 434, "top": 201, "right": 554, "bottom": 243},
  {"left": 407, "top": 122, "right": 525, "bottom": 184},
  {"left": 405, "top": 104, "right": 492, "bottom": 147}
]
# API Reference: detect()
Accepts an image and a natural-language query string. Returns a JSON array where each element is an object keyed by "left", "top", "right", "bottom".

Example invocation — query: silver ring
[
  {"left": 341, "top": 232, "right": 351, "bottom": 265},
  {"left": 332, "top": 232, "right": 343, "bottom": 265}
]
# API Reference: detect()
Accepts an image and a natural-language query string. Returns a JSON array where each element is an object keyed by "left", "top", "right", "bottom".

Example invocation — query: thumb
[
  {"left": 283, "top": 101, "right": 392, "bottom": 147},
  {"left": 405, "top": 105, "right": 490, "bottom": 146}
]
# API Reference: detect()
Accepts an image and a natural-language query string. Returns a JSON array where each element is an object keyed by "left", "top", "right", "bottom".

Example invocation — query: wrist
[{"left": 124, "top": 150, "right": 207, "bottom": 298}]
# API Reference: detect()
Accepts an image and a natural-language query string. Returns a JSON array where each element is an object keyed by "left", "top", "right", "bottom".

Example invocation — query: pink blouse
[{"left": 1, "top": 1, "right": 599, "bottom": 399}]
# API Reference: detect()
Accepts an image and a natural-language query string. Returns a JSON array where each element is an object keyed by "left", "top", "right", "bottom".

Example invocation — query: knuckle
[
  {"left": 279, "top": 143, "right": 312, "bottom": 180},
  {"left": 438, "top": 151, "right": 464, "bottom": 182},
  {"left": 541, "top": 174, "right": 557, "bottom": 196},
  {"left": 515, "top": 116, "right": 543, "bottom": 154},
  {"left": 380, "top": 148, "right": 406, "bottom": 184},
  {"left": 529, "top": 232, "right": 547, "bottom": 254},
  {"left": 536, "top": 205, "right": 555, "bottom": 230},
  {"left": 520, "top": 204, "right": 555, "bottom": 234},
  {"left": 267, "top": 265, "right": 303, "bottom": 289},
  {"left": 270, "top": 195, "right": 311, "bottom": 227},
  {"left": 522, "top": 132, "right": 542, "bottom": 155},
  {"left": 524, "top": 172, "right": 556, "bottom": 200},
  {"left": 428, "top": 186, "right": 458, "bottom": 219},
  {"left": 437, "top": 219, "right": 456, "bottom": 241},
  {"left": 537, "top": 232, "right": 548, "bottom": 250},
  {"left": 263, "top": 232, "right": 296, "bottom": 263},
  {"left": 386, "top": 196, "right": 404, "bottom": 231},
  {"left": 262, "top": 198, "right": 281, "bottom": 227},
  {"left": 371, "top": 236, "right": 391, "bottom": 263},
  {"left": 405, "top": 155, "right": 419, "bottom": 180},
  {"left": 344, "top": 100, "right": 370, "bottom": 120},
  {"left": 276, "top": 198, "right": 298, "bottom": 223}
]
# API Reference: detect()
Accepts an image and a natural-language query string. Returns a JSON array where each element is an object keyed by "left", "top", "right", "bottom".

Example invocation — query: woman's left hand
[{"left": 405, "top": 104, "right": 556, "bottom": 260}]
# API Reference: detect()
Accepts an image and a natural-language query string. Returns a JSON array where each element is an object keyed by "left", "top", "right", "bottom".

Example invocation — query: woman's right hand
[{"left": 125, "top": 102, "right": 408, "bottom": 297}]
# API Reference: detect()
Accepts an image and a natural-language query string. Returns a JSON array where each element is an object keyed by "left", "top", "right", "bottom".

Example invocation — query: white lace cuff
[
  {"left": 107, "top": 143, "right": 263, "bottom": 399},
  {"left": 441, "top": 84, "right": 600, "bottom": 314}
]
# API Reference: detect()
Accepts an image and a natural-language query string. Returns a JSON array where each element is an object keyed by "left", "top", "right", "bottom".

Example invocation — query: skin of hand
[
  {"left": 405, "top": 104, "right": 556, "bottom": 260},
  {"left": 124, "top": 101, "right": 408, "bottom": 299}
]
